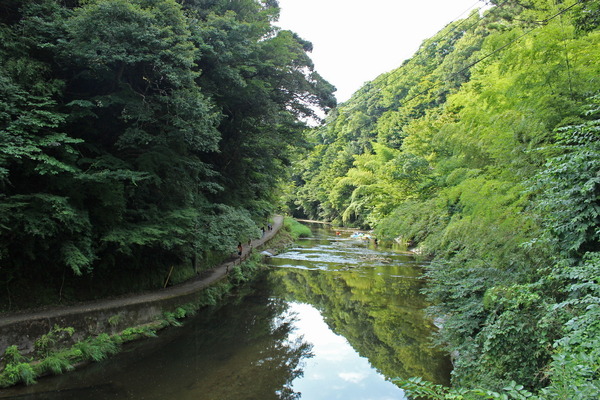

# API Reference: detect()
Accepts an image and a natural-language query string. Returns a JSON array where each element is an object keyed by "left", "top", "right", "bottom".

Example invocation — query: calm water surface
[{"left": 0, "top": 223, "right": 450, "bottom": 400}]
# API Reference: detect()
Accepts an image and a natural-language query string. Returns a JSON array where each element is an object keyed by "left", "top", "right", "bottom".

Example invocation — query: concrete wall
[
  {"left": 0, "top": 215, "right": 283, "bottom": 359},
  {"left": 0, "top": 281, "right": 221, "bottom": 357}
]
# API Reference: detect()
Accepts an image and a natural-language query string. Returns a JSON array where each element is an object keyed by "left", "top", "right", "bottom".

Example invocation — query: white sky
[{"left": 276, "top": 0, "right": 487, "bottom": 103}]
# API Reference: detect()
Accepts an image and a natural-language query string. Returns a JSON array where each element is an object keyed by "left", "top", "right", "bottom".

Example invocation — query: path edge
[{"left": 0, "top": 215, "right": 284, "bottom": 358}]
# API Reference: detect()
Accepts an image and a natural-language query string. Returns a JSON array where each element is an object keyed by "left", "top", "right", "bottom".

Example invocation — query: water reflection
[
  {"left": 0, "top": 286, "right": 310, "bottom": 400},
  {"left": 284, "top": 303, "right": 403, "bottom": 400},
  {"left": 267, "top": 225, "right": 451, "bottom": 389},
  {"left": 0, "top": 223, "right": 449, "bottom": 400}
]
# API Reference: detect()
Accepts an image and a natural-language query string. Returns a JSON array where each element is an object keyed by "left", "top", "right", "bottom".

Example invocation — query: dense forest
[
  {"left": 2, "top": 0, "right": 600, "bottom": 398},
  {"left": 0, "top": 0, "right": 335, "bottom": 308},
  {"left": 291, "top": 0, "right": 600, "bottom": 398}
]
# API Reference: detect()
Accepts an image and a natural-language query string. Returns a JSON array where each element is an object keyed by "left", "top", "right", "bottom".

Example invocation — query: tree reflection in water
[
  {"left": 0, "top": 276, "right": 313, "bottom": 400},
  {"left": 266, "top": 224, "right": 452, "bottom": 387},
  {"left": 2, "top": 225, "right": 449, "bottom": 400}
]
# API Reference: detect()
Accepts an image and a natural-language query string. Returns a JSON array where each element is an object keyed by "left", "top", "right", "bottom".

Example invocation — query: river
[{"left": 0, "top": 222, "right": 450, "bottom": 400}]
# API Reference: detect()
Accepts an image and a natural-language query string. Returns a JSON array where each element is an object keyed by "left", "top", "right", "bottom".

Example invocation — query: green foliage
[
  {"left": 529, "top": 96, "right": 600, "bottom": 256},
  {"left": 0, "top": 346, "right": 37, "bottom": 387},
  {"left": 118, "top": 326, "right": 158, "bottom": 342},
  {"left": 163, "top": 311, "right": 183, "bottom": 327},
  {"left": 528, "top": 97, "right": 600, "bottom": 398},
  {"left": 291, "top": 11, "right": 488, "bottom": 225},
  {"left": 394, "top": 94, "right": 600, "bottom": 395},
  {"left": 2, "top": 345, "right": 25, "bottom": 364},
  {"left": 2, "top": 0, "right": 597, "bottom": 395},
  {"left": 72, "top": 333, "right": 120, "bottom": 362},
  {"left": 397, "top": 376, "right": 541, "bottom": 400},
  {"left": 0, "top": 0, "right": 334, "bottom": 309},
  {"left": 197, "top": 282, "right": 233, "bottom": 306},
  {"left": 544, "top": 258, "right": 600, "bottom": 400},
  {"left": 174, "top": 307, "right": 187, "bottom": 319},
  {"left": 0, "top": 362, "right": 37, "bottom": 387},
  {"left": 178, "top": 302, "right": 198, "bottom": 318},
  {"left": 36, "top": 353, "right": 74, "bottom": 376},
  {"left": 292, "top": 0, "right": 600, "bottom": 396},
  {"left": 229, "top": 254, "right": 260, "bottom": 285},
  {"left": 34, "top": 325, "right": 75, "bottom": 358},
  {"left": 573, "top": 0, "right": 600, "bottom": 33},
  {"left": 107, "top": 314, "right": 122, "bottom": 327},
  {"left": 283, "top": 217, "right": 311, "bottom": 239}
]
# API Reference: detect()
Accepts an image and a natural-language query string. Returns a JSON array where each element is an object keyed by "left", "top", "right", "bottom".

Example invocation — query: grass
[{"left": 284, "top": 216, "right": 312, "bottom": 239}]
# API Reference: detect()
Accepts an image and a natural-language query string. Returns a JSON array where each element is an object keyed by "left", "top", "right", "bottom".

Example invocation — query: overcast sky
[{"left": 276, "top": 0, "right": 487, "bottom": 103}]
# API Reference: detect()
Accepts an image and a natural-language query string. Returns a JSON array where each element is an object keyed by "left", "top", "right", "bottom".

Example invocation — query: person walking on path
[{"left": 0, "top": 216, "right": 284, "bottom": 333}]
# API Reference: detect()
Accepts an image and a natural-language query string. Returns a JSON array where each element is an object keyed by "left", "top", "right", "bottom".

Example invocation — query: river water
[{"left": 0, "top": 223, "right": 450, "bottom": 400}]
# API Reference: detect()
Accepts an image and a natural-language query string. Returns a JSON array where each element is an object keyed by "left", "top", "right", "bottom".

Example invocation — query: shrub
[
  {"left": 0, "top": 346, "right": 37, "bottom": 387},
  {"left": 284, "top": 217, "right": 311, "bottom": 239}
]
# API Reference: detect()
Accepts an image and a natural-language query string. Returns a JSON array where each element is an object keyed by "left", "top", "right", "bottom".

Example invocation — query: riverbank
[
  {"left": 0, "top": 216, "right": 283, "bottom": 387},
  {"left": 1, "top": 220, "right": 451, "bottom": 398}
]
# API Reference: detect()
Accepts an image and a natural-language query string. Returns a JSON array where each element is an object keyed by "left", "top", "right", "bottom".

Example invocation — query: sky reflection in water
[
  {"left": 284, "top": 302, "right": 405, "bottom": 400},
  {"left": 0, "top": 225, "right": 446, "bottom": 400},
  {"left": 266, "top": 227, "right": 441, "bottom": 399}
]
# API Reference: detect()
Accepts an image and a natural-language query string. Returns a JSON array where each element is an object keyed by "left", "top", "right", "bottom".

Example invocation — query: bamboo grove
[{"left": 290, "top": 0, "right": 600, "bottom": 398}]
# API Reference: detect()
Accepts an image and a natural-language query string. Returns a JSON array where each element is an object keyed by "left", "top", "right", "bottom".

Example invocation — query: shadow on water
[{"left": 0, "top": 222, "right": 450, "bottom": 400}]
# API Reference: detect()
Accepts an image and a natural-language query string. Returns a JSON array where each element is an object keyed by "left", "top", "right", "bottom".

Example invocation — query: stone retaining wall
[{"left": 0, "top": 215, "right": 283, "bottom": 358}]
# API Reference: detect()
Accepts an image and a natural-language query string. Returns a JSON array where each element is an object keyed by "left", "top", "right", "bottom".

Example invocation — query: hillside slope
[{"left": 291, "top": 0, "right": 600, "bottom": 397}]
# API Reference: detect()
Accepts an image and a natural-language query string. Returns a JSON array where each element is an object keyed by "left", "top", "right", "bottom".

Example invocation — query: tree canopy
[
  {"left": 0, "top": 0, "right": 335, "bottom": 308},
  {"left": 290, "top": 0, "right": 600, "bottom": 397}
]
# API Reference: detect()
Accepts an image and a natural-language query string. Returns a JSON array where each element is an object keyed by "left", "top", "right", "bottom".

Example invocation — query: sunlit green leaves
[{"left": 291, "top": 0, "right": 600, "bottom": 396}]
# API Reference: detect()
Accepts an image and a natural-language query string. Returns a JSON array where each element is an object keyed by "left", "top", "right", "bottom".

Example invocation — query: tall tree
[{"left": 0, "top": 0, "right": 335, "bottom": 308}]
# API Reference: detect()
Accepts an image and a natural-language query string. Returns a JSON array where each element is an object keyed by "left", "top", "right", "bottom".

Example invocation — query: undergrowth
[{"left": 284, "top": 217, "right": 311, "bottom": 239}]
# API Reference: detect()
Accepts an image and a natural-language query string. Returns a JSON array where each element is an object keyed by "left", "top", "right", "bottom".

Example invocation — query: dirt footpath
[{"left": 0, "top": 215, "right": 284, "bottom": 354}]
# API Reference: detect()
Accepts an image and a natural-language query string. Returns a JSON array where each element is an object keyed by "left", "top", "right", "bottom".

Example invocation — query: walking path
[{"left": 0, "top": 215, "right": 284, "bottom": 329}]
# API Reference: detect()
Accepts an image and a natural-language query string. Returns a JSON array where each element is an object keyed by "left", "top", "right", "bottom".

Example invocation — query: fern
[
  {"left": 162, "top": 311, "right": 182, "bottom": 327},
  {"left": 72, "top": 334, "right": 119, "bottom": 362},
  {"left": 0, "top": 362, "right": 37, "bottom": 387},
  {"left": 119, "top": 326, "right": 158, "bottom": 342},
  {"left": 36, "top": 354, "right": 74, "bottom": 375},
  {"left": 34, "top": 325, "right": 75, "bottom": 358},
  {"left": 0, "top": 346, "right": 37, "bottom": 387}
]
